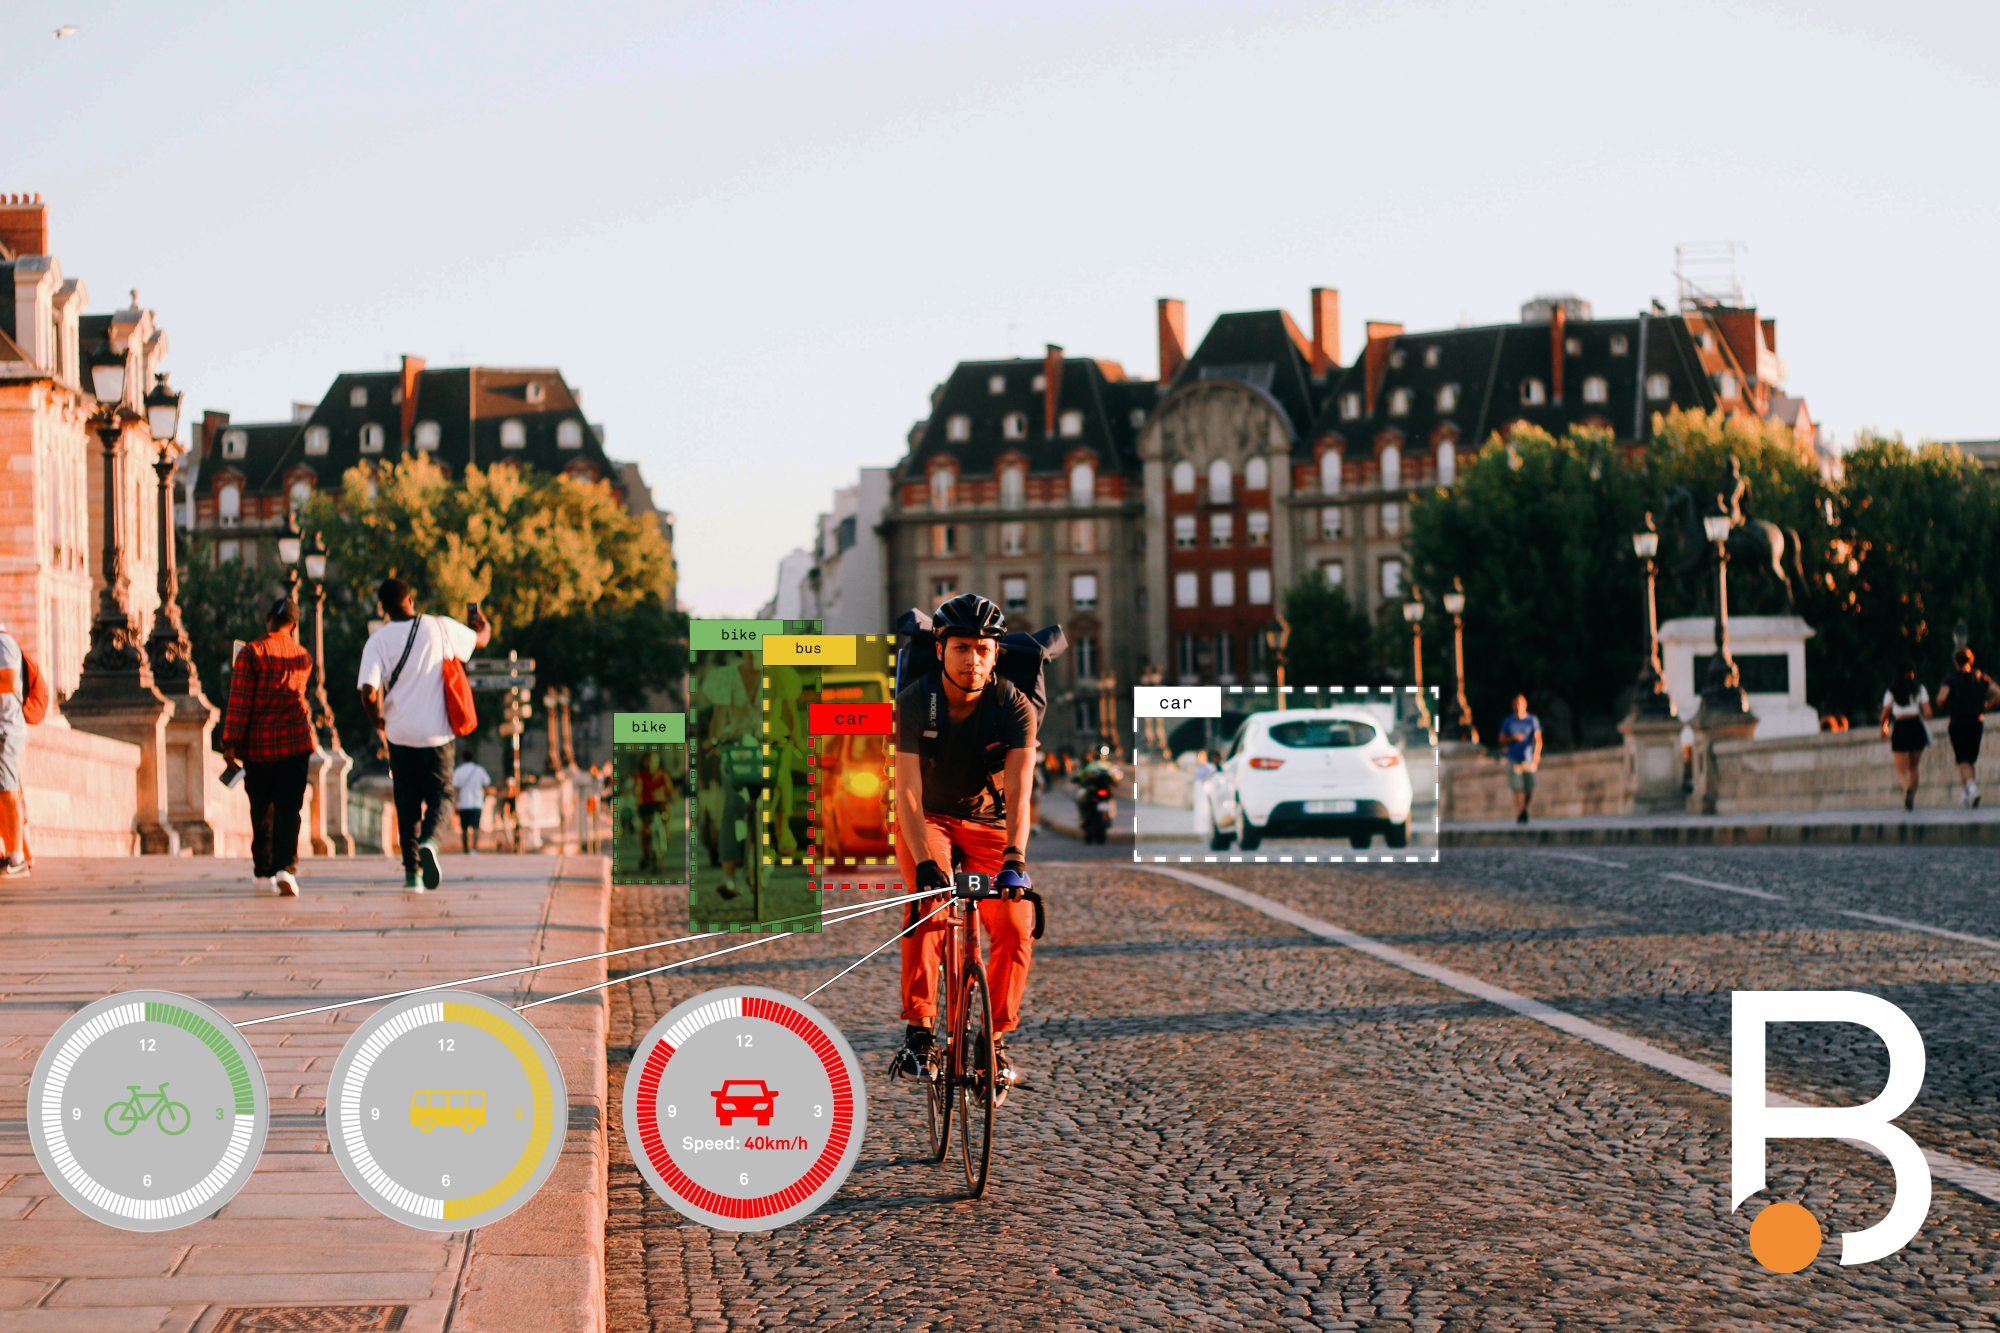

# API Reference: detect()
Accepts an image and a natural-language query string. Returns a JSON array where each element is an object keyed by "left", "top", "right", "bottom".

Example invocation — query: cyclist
[{"left": 892, "top": 594, "right": 1037, "bottom": 1091}]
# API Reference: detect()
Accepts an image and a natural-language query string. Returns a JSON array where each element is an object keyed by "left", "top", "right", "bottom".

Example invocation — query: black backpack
[{"left": 892, "top": 608, "right": 1066, "bottom": 737}]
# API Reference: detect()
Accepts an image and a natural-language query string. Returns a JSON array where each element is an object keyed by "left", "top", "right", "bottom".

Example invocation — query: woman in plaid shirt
[{"left": 221, "top": 598, "right": 316, "bottom": 896}]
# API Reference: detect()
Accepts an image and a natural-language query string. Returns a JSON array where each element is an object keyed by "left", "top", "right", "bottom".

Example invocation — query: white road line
[
  {"left": 1545, "top": 852, "right": 1628, "bottom": 868},
  {"left": 1137, "top": 863, "right": 2000, "bottom": 1209},
  {"left": 1659, "top": 872, "right": 1787, "bottom": 901},
  {"left": 1834, "top": 910, "right": 2000, "bottom": 951}
]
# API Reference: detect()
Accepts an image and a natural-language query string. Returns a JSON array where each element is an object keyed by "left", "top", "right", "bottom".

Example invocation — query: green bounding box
[
  {"left": 690, "top": 620, "right": 784, "bottom": 652},
  {"left": 616, "top": 713, "right": 686, "bottom": 744}
]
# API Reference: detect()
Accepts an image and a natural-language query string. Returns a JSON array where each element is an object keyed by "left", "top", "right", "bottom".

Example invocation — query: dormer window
[
  {"left": 499, "top": 419, "right": 526, "bottom": 449},
  {"left": 1521, "top": 378, "right": 1547, "bottom": 406},
  {"left": 349, "top": 386, "right": 368, "bottom": 408},
  {"left": 1171, "top": 461, "right": 1196, "bottom": 494},
  {"left": 525, "top": 382, "right": 545, "bottom": 404},
  {"left": 1423, "top": 345, "right": 1441, "bottom": 368},
  {"left": 415, "top": 421, "right": 441, "bottom": 451},
  {"left": 1609, "top": 333, "right": 1629, "bottom": 356},
  {"left": 1436, "top": 384, "right": 1458, "bottom": 412},
  {"left": 1002, "top": 412, "right": 1026, "bottom": 440},
  {"left": 1582, "top": 376, "right": 1609, "bottom": 404},
  {"left": 1388, "top": 349, "right": 1406, "bottom": 369},
  {"left": 1700, "top": 331, "right": 1716, "bottom": 351},
  {"left": 1058, "top": 410, "right": 1083, "bottom": 438},
  {"left": 221, "top": 430, "right": 248, "bottom": 460},
  {"left": 359, "top": 423, "right": 385, "bottom": 453},
  {"left": 1565, "top": 337, "right": 1582, "bottom": 356},
  {"left": 1339, "top": 392, "right": 1361, "bottom": 420},
  {"left": 304, "top": 426, "right": 329, "bottom": 455},
  {"left": 1031, "top": 374, "right": 1046, "bottom": 392},
  {"left": 945, "top": 414, "right": 971, "bottom": 442},
  {"left": 1244, "top": 457, "right": 1268, "bottom": 490},
  {"left": 1716, "top": 372, "right": 1738, "bottom": 398},
  {"left": 557, "top": 420, "right": 584, "bottom": 449},
  {"left": 988, "top": 374, "right": 1006, "bottom": 395},
  {"left": 1387, "top": 388, "right": 1411, "bottom": 417},
  {"left": 1646, "top": 373, "right": 1671, "bottom": 400}
]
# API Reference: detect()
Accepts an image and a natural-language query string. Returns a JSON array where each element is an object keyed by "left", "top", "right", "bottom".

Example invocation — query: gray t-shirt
[{"left": 0, "top": 629, "right": 24, "bottom": 730}]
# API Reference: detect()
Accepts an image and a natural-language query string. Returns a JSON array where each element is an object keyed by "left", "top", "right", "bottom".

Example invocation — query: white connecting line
[{"left": 236, "top": 887, "right": 930, "bottom": 1026}]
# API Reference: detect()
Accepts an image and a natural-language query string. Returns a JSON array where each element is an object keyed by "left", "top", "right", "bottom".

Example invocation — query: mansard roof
[{"left": 900, "top": 355, "right": 1155, "bottom": 483}]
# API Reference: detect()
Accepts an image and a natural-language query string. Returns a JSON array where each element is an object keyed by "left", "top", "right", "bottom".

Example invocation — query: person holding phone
[{"left": 221, "top": 598, "right": 316, "bottom": 896}]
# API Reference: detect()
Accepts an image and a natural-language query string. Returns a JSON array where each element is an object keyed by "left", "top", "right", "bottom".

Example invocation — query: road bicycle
[
  {"left": 104, "top": 1082, "right": 191, "bottom": 1137},
  {"left": 914, "top": 870, "right": 1009, "bottom": 1197}
]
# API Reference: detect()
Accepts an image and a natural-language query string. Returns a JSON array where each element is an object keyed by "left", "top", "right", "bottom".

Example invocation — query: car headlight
[
  {"left": 1370, "top": 754, "right": 1402, "bottom": 769},
  {"left": 843, "top": 770, "right": 884, "bottom": 798}
]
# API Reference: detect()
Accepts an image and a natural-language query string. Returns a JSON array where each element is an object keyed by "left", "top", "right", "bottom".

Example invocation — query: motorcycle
[{"left": 1072, "top": 765, "right": 1118, "bottom": 845}]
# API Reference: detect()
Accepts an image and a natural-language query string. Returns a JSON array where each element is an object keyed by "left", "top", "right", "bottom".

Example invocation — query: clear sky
[{"left": 9, "top": 0, "right": 1996, "bottom": 617}]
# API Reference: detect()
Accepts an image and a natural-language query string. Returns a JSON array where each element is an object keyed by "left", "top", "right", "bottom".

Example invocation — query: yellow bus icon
[{"left": 412, "top": 1090, "right": 487, "bottom": 1133}]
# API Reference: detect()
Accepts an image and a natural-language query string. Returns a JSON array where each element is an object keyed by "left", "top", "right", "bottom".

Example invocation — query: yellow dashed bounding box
[
  {"left": 440, "top": 1001, "right": 555, "bottom": 1221},
  {"left": 763, "top": 635, "right": 856, "bottom": 667}
]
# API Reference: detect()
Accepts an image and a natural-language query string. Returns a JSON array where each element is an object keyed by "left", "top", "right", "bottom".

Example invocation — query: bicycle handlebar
[{"left": 951, "top": 872, "right": 1008, "bottom": 901}]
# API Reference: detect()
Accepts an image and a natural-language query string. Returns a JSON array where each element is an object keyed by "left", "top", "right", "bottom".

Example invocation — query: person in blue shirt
[{"left": 1496, "top": 694, "right": 1542, "bottom": 825}]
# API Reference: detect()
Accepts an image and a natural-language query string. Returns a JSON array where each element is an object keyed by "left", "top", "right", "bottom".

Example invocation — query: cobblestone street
[{"left": 602, "top": 849, "right": 2000, "bottom": 1331}]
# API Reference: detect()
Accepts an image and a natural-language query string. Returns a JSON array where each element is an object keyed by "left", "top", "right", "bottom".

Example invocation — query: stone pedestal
[
  {"left": 307, "top": 746, "right": 356, "bottom": 856},
  {"left": 1660, "top": 616, "right": 1818, "bottom": 738},
  {"left": 1688, "top": 712, "right": 1760, "bottom": 815},
  {"left": 65, "top": 681, "right": 179, "bottom": 855},
  {"left": 1621, "top": 715, "right": 1687, "bottom": 815},
  {"left": 159, "top": 693, "right": 222, "bottom": 854}
]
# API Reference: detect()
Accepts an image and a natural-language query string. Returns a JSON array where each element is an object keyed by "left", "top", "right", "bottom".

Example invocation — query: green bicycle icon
[{"left": 103, "top": 1082, "right": 191, "bottom": 1137}]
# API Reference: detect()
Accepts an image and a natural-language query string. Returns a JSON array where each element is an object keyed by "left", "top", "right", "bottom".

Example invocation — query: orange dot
[{"left": 1750, "top": 1201, "right": 1822, "bottom": 1273}]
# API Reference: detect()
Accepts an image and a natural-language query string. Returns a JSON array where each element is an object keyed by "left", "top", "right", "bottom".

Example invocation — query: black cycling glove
[{"left": 914, "top": 859, "right": 951, "bottom": 892}]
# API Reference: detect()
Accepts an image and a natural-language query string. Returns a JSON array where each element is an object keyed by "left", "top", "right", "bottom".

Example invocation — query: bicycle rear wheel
[
  {"left": 955, "top": 963, "right": 995, "bottom": 1196},
  {"left": 924, "top": 958, "right": 952, "bottom": 1163}
]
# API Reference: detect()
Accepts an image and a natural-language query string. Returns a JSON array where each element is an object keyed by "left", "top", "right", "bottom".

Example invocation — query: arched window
[
  {"left": 1520, "top": 378, "right": 1547, "bottom": 406},
  {"left": 1380, "top": 445, "right": 1401, "bottom": 490},
  {"left": 1244, "top": 457, "right": 1268, "bottom": 491},
  {"left": 1582, "top": 376, "right": 1609, "bottom": 404},
  {"left": 1207, "top": 460, "right": 1232, "bottom": 505},
  {"left": 221, "top": 430, "right": 247, "bottom": 459},
  {"left": 218, "top": 483, "right": 240, "bottom": 528},
  {"left": 987, "top": 374, "right": 1006, "bottom": 395},
  {"left": 414, "top": 421, "right": 441, "bottom": 451},
  {"left": 1000, "top": 463, "right": 1024, "bottom": 510},
  {"left": 553, "top": 420, "right": 581, "bottom": 449},
  {"left": 1069, "top": 461, "right": 1095, "bottom": 507},
  {"left": 945, "top": 414, "right": 970, "bottom": 442},
  {"left": 304, "top": 426, "right": 329, "bottom": 455},
  {"left": 359, "top": 423, "right": 386, "bottom": 453},
  {"left": 289, "top": 479, "right": 312, "bottom": 511},
  {"left": 1171, "top": 461, "right": 1196, "bottom": 494},
  {"left": 1320, "top": 450, "right": 1342, "bottom": 495},
  {"left": 929, "top": 466, "right": 953, "bottom": 511},
  {"left": 1387, "top": 388, "right": 1411, "bottom": 417},
  {"left": 1339, "top": 392, "right": 1361, "bottom": 420},
  {"left": 499, "top": 419, "right": 526, "bottom": 449},
  {"left": 1002, "top": 412, "right": 1026, "bottom": 440},
  {"left": 1058, "top": 410, "right": 1083, "bottom": 438},
  {"left": 1436, "top": 384, "right": 1458, "bottom": 413},
  {"left": 1437, "top": 441, "right": 1457, "bottom": 487}
]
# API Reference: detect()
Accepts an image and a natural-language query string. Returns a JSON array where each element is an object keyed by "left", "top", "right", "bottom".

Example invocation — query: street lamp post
[
  {"left": 1695, "top": 496, "right": 1750, "bottom": 724},
  {"left": 301, "top": 532, "right": 337, "bottom": 748},
  {"left": 141, "top": 374, "right": 197, "bottom": 692},
  {"left": 277, "top": 513, "right": 303, "bottom": 603},
  {"left": 77, "top": 345, "right": 151, "bottom": 683},
  {"left": 1403, "top": 594, "right": 1432, "bottom": 736},
  {"left": 1441, "top": 579, "right": 1477, "bottom": 743},
  {"left": 1628, "top": 514, "right": 1675, "bottom": 719}
]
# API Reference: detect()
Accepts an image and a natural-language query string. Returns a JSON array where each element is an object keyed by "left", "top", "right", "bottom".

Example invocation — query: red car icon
[{"left": 711, "top": 1080, "right": 779, "bottom": 1127}]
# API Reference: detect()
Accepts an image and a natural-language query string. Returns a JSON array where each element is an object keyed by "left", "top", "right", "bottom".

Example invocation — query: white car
[{"left": 1202, "top": 708, "right": 1414, "bottom": 851}]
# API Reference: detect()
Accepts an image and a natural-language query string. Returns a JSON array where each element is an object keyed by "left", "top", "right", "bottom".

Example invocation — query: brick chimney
[
  {"left": 0, "top": 194, "right": 47, "bottom": 257},
  {"left": 1309, "top": 288, "right": 1340, "bottom": 377},
  {"left": 199, "top": 410, "right": 230, "bottom": 463},
  {"left": 1363, "top": 322, "right": 1403, "bottom": 416},
  {"left": 1157, "top": 299, "right": 1187, "bottom": 383},
  {"left": 1043, "top": 344, "right": 1064, "bottom": 437},
  {"left": 1550, "top": 305, "right": 1565, "bottom": 405},
  {"left": 399, "top": 355, "right": 426, "bottom": 448}
]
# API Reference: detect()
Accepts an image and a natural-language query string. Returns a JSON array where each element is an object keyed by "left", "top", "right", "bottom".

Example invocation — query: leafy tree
[
  {"left": 303, "top": 458, "right": 684, "bottom": 753},
  {"left": 1281, "top": 576, "right": 1381, "bottom": 689},
  {"left": 176, "top": 536, "right": 291, "bottom": 715}
]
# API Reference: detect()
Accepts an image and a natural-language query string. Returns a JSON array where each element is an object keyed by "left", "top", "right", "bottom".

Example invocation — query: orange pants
[{"left": 898, "top": 814, "right": 1035, "bottom": 1035}]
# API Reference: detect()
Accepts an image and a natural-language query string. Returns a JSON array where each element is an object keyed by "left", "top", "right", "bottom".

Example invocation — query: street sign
[
  {"left": 468, "top": 675, "right": 536, "bottom": 691},
  {"left": 466, "top": 658, "right": 535, "bottom": 674}
]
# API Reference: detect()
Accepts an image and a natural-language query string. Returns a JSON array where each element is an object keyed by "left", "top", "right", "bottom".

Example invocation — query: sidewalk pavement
[
  {"left": 1444, "top": 803, "right": 2000, "bottom": 846},
  {"left": 0, "top": 853, "right": 609, "bottom": 1333}
]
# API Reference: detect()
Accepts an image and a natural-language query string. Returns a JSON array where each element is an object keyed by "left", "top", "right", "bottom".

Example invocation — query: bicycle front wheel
[
  {"left": 955, "top": 964, "right": 995, "bottom": 1197},
  {"left": 924, "top": 958, "right": 952, "bottom": 1163},
  {"left": 157, "top": 1100, "right": 192, "bottom": 1136}
]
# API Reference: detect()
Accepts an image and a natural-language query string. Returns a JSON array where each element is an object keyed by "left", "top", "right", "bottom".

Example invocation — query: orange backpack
[{"left": 20, "top": 651, "right": 48, "bottom": 725}]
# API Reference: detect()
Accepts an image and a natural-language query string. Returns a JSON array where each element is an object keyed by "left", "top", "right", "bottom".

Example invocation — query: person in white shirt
[
  {"left": 356, "top": 579, "right": 490, "bottom": 889},
  {"left": 1879, "top": 665, "right": 1933, "bottom": 814},
  {"left": 452, "top": 758, "right": 492, "bottom": 854}
]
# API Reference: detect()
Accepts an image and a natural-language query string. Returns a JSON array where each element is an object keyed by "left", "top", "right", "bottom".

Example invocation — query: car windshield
[
  {"left": 724, "top": 1083, "right": 763, "bottom": 1095},
  {"left": 1268, "top": 719, "right": 1376, "bottom": 748}
]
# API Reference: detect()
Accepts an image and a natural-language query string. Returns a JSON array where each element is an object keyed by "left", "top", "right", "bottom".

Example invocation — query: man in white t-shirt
[
  {"left": 356, "top": 579, "right": 490, "bottom": 890},
  {"left": 451, "top": 758, "right": 492, "bottom": 855}
]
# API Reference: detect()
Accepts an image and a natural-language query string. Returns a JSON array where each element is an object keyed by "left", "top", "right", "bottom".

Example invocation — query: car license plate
[{"left": 1304, "top": 799, "right": 1357, "bottom": 814}]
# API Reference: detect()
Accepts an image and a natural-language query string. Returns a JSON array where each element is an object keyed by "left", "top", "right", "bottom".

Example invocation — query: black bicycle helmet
[{"left": 932, "top": 592, "right": 1006, "bottom": 641}]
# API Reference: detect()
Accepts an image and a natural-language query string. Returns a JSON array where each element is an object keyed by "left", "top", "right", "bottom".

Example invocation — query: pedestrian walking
[
  {"left": 451, "top": 756, "right": 492, "bottom": 854},
  {"left": 1880, "top": 665, "right": 1933, "bottom": 812},
  {"left": 220, "top": 598, "right": 315, "bottom": 896},
  {"left": 1497, "top": 693, "right": 1542, "bottom": 825},
  {"left": 0, "top": 620, "right": 37, "bottom": 877},
  {"left": 357, "top": 579, "right": 491, "bottom": 891},
  {"left": 1935, "top": 648, "right": 2000, "bottom": 808}
]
